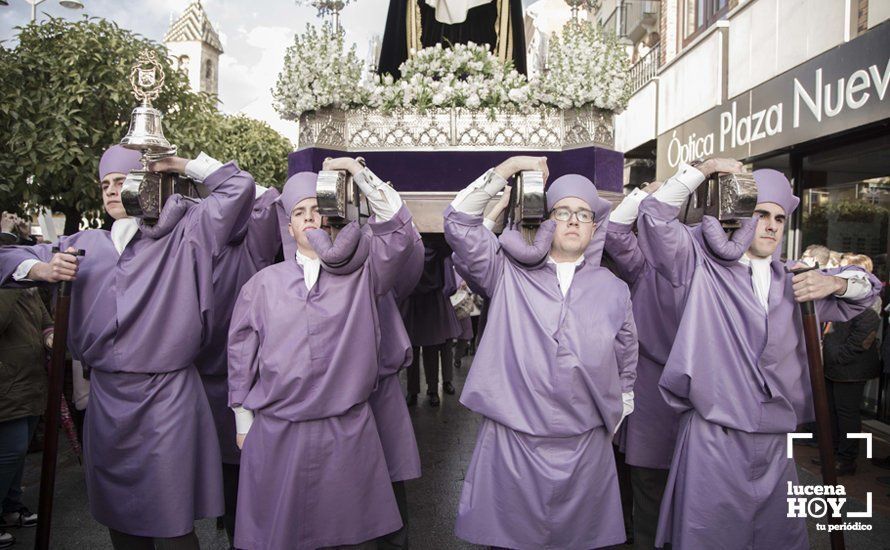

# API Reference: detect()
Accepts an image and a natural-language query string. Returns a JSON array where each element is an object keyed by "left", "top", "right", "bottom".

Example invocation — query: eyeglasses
[{"left": 550, "top": 207, "right": 595, "bottom": 224}]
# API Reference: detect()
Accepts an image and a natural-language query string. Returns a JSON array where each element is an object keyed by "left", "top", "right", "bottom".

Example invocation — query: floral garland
[{"left": 274, "top": 20, "right": 630, "bottom": 119}]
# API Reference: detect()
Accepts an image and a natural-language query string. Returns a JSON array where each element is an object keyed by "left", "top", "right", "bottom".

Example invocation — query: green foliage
[
  {"left": 0, "top": 16, "right": 291, "bottom": 232},
  {"left": 203, "top": 114, "right": 292, "bottom": 188},
  {"left": 803, "top": 200, "right": 889, "bottom": 224}
]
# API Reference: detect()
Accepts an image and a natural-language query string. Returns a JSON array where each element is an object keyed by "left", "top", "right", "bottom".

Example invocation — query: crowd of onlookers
[
  {"left": 799, "top": 244, "right": 890, "bottom": 482},
  {"left": 0, "top": 212, "right": 50, "bottom": 548}
]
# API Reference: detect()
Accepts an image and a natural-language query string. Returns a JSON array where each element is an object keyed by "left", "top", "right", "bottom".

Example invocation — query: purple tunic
[
  {"left": 405, "top": 244, "right": 462, "bottom": 346},
  {"left": 444, "top": 206, "right": 638, "bottom": 549},
  {"left": 227, "top": 205, "right": 415, "bottom": 550},
  {"left": 605, "top": 222, "right": 687, "bottom": 470},
  {"left": 636, "top": 197, "right": 881, "bottom": 550},
  {"left": 0, "top": 162, "right": 255, "bottom": 537},
  {"left": 369, "top": 233, "right": 424, "bottom": 482},
  {"left": 196, "top": 189, "right": 281, "bottom": 465}
]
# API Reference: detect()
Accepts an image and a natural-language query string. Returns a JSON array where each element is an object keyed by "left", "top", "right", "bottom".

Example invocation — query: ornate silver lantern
[{"left": 119, "top": 50, "right": 207, "bottom": 224}]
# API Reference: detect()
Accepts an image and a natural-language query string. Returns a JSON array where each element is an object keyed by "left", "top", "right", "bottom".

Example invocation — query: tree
[
  {"left": 0, "top": 17, "right": 292, "bottom": 234},
  {"left": 208, "top": 114, "right": 292, "bottom": 188}
]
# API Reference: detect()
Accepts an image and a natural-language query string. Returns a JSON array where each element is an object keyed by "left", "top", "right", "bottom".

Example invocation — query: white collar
[
  {"left": 739, "top": 254, "right": 772, "bottom": 268},
  {"left": 110, "top": 218, "right": 139, "bottom": 255},
  {"left": 547, "top": 255, "right": 584, "bottom": 266},
  {"left": 295, "top": 250, "right": 321, "bottom": 291},
  {"left": 295, "top": 250, "right": 320, "bottom": 265}
]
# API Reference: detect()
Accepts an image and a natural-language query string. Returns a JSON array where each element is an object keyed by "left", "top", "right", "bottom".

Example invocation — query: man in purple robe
[
  {"left": 193, "top": 182, "right": 281, "bottom": 545},
  {"left": 603, "top": 178, "right": 690, "bottom": 549},
  {"left": 227, "top": 157, "right": 415, "bottom": 550},
  {"left": 371, "top": 231, "right": 424, "bottom": 549},
  {"left": 444, "top": 156, "right": 638, "bottom": 549},
  {"left": 404, "top": 237, "right": 462, "bottom": 406},
  {"left": 638, "top": 160, "right": 882, "bottom": 549},
  {"left": 0, "top": 146, "right": 257, "bottom": 549}
]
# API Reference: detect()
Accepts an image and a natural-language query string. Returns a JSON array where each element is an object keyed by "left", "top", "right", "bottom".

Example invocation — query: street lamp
[{"left": 26, "top": 0, "right": 84, "bottom": 23}]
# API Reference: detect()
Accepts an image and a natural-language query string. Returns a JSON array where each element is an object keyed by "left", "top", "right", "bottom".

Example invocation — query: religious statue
[{"left": 378, "top": 0, "right": 527, "bottom": 78}]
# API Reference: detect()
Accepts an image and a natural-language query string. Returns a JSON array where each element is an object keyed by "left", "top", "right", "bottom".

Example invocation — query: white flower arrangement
[
  {"left": 274, "top": 20, "right": 630, "bottom": 119},
  {"left": 272, "top": 22, "right": 364, "bottom": 119},
  {"left": 534, "top": 20, "right": 631, "bottom": 112},
  {"left": 360, "top": 42, "right": 533, "bottom": 113}
]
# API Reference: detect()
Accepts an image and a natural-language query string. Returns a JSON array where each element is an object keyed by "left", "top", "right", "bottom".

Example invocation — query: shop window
[{"left": 799, "top": 135, "right": 889, "bottom": 282}]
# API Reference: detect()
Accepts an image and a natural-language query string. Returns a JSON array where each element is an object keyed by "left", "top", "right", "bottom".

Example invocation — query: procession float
[{"left": 274, "top": 0, "right": 631, "bottom": 230}]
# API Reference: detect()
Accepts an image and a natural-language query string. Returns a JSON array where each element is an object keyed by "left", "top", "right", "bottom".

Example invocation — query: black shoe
[
  {"left": 0, "top": 507, "right": 36, "bottom": 528},
  {"left": 406, "top": 393, "right": 417, "bottom": 407},
  {"left": 428, "top": 393, "right": 440, "bottom": 407},
  {"left": 443, "top": 381, "right": 456, "bottom": 395},
  {"left": 0, "top": 530, "right": 14, "bottom": 549}
]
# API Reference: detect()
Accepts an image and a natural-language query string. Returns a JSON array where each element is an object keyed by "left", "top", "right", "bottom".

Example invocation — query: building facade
[
  {"left": 163, "top": 1, "right": 224, "bottom": 97},
  {"left": 605, "top": 0, "right": 890, "bottom": 418}
]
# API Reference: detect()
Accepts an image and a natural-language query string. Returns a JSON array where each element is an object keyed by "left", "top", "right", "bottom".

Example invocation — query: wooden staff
[
  {"left": 35, "top": 248, "right": 84, "bottom": 550},
  {"left": 791, "top": 264, "right": 845, "bottom": 550}
]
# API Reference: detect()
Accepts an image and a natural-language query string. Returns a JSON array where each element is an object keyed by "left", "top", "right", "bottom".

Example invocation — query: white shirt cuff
[
  {"left": 651, "top": 162, "right": 706, "bottom": 208},
  {"left": 836, "top": 271, "right": 872, "bottom": 301},
  {"left": 184, "top": 152, "right": 224, "bottom": 182},
  {"left": 232, "top": 406, "right": 255, "bottom": 435},
  {"left": 608, "top": 188, "right": 648, "bottom": 224},
  {"left": 451, "top": 169, "right": 508, "bottom": 216},
  {"left": 352, "top": 168, "right": 403, "bottom": 222},
  {"left": 13, "top": 259, "right": 39, "bottom": 281},
  {"left": 622, "top": 391, "right": 635, "bottom": 416},
  {"left": 482, "top": 217, "right": 496, "bottom": 231},
  {"left": 613, "top": 391, "right": 635, "bottom": 435}
]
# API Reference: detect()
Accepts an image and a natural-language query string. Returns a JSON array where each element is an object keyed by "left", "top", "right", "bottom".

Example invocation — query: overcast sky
[{"left": 0, "top": 0, "right": 399, "bottom": 143}]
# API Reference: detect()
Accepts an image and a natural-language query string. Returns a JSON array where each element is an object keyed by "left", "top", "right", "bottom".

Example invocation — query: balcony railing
[{"left": 628, "top": 42, "right": 660, "bottom": 94}]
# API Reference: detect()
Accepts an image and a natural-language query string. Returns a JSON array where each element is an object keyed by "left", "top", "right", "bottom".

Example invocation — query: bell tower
[{"left": 163, "top": 1, "right": 223, "bottom": 96}]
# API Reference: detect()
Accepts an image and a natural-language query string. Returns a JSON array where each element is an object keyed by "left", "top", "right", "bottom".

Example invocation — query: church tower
[{"left": 163, "top": 1, "right": 223, "bottom": 96}]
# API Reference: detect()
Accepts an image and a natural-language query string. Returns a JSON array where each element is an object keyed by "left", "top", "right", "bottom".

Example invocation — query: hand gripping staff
[
  {"left": 788, "top": 263, "right": 845, "bottom": 550},
  {"left": 35, "top": 247, "right": 85, "bottom": 550}
]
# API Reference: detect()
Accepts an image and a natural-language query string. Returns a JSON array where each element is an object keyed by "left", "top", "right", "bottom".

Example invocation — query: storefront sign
[{"left": 657, "top": 22, "right": 890, "bottom": 179}]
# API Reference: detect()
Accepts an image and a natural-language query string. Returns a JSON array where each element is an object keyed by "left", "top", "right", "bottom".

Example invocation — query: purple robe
[
  {"left": 444, "top": 205, "right": 638, "bottom": 549},
  {"left": 605, "top": 222, "right": 686, "bottom": 470},
  {"left": 0, "top": 162, "right": 255, "bottom": 537},
  {"left": 636, "top": 197, "right": 881, "bottom": 549},
  {"left": 227, "top": 205, "right": 415, "bottom": 550},
  {"left": 405, "top": 244, "right": 462, "bottom": 346},
  {"left": 196, "top": 188, "right": 281, "bottom": 465},
  {"left": 369, "top": 230, "right": 424, "bottom": 482}
]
